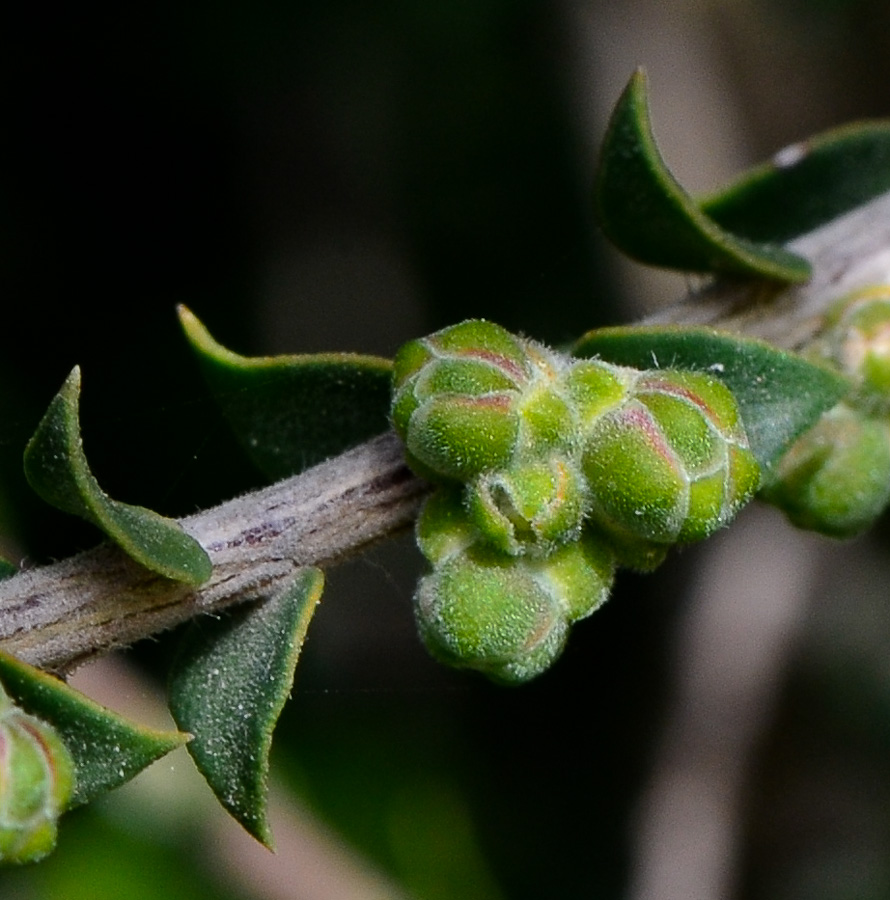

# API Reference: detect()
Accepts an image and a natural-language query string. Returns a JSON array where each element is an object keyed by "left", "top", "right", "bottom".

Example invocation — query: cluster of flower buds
[
  {"left": 0, "top": 684, "right": 74, "bottom": 864},
  {"left": 763, "top": 287, "right": 890, "bottom": 537},
  {"left": 413, "top": 489, "right": 615, "bottom": 683},
  {"left": 392, "top": 319, "right": 760, "bottom": 682}
]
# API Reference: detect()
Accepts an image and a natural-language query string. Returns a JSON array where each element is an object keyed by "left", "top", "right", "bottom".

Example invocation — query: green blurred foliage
[{"left": 0, "top": 805, "right": 244, "bottom": 900}]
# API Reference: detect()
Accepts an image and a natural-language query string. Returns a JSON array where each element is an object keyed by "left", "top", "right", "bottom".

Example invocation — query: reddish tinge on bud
[
  {"left": 582, "top": 369, "right": 760, "bottom": 559},
  {"left": 391, "top": 319, "right": 583, "bottom": 482},
  {"left": 0, "top": 686, "right": 74, "bottom": 864}
]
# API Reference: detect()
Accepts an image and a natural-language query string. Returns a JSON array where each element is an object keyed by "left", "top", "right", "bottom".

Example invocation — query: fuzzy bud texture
[
  {"left": 819, "top": 286, "right": 890, "bottom": 415},
  {"left": 582, "top": 370, "right": 760, "bottom": 549},
  {"left": 0, "top": 688, "right": 74, "bottom": 864},
  {"left": 763, "top": 402, "right": 890, "bottom": 538},
  {"left": 415, "top": 527, "right": 615, "bottom": 684},
  {"left": 765, "top": 286, "right": 890, "bottom": 538},
  {"left": 393, "top": 320, "right": 759, "bottom": 682}
]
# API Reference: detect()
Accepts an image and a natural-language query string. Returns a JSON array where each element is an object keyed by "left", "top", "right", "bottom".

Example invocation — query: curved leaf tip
[
  {"left": 595, "top": 69, "right": 811, "bottom": 283},
  {"left": 178, "top": 306, "right": 394, "bottom": 481},
  {"left": 24, "top": 366, "right": 212, "bottom": 585},
  {"left": 0, "top": 652, "right": 189, "bottom": 808},
  {"left": 169, "top": 567, "right": 324, "bottom": 846},
  {"left": 178, "top": 304, "right": 246, "bottom": 367}
]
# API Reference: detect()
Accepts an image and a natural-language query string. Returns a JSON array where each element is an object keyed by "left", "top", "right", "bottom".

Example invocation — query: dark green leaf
[
  {"left": 179, "top": 306, "right": 393, "bottom": 481},
  {"left": 595, "top": 69, "right": 811, "bottom": 283},
  {"left": 0, "top": 559, "right": 16, "bottom": 581},
  {"left": 168, "top": 567, "right": 324, "bottom": 846},
  {"left": 701, "top": 120, "right": 890, "bottom": 244},
  {"left": 0, "top": 652, "right": 189, "bottom": 808},
  {"left": 572, "top": 326, "right": 850, "bottom": 471},
  {"left": 23, "top": 368, "right": 212, "bottom": 585}
]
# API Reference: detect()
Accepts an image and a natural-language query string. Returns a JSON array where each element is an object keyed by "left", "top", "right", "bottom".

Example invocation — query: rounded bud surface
[
  {"left": 405, "top": 393, "right": 520, "bottom": 480},
  {"left": 391, "top": 320, "right": 586, "bottom": 483},
  {"left": 763, "top": 403, "right": 890, "bottom": 538},
  {"left": 416, "top": 487, "right": 477, "bottom": 566},
  {"left": 0, "top": 690, "right": 74, "bottom": 864},
  {"left": 413, "top": 531, "right": 616, "bottom": 683},
  {"left": 465, "top": 455, "right": 587, "bottom": 556},
  {"left": 582, "top": 369, "right": 760, "bottom": 552},
  {"left": 392, "top": 321, "right": 537, "bottom": 482},
  {"left": 515, "top": 385, "right": 577, "bottom": 456},
  {"left": 415, "top": 548, "right": 567, "bottom": 684},
  {"left": 531, "top": 530, "right": 616, "bottom": 623},
  {"left": 819, "top": 286, "right": 890, "bottom": 414},
  {"left": 560, "top": 359, "right": 634, "bottom": 431}
]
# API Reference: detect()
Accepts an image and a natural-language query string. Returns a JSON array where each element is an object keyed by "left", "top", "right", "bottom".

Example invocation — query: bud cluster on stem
[
  {"left": 763, "top": 286, "right": 890, "bottom": 537},
  {"left": 391, "top": 319, "right": 760, "bottom": 682}
]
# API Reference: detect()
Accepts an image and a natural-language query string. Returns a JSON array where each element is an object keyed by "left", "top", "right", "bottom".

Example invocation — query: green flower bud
[
  {"left": 0, "top": 687, "right": 74, "bottom": 864},
  {"left": 817, "top": 286, "right": 890, "bottom": 414},
  {"left": 465, "top": 455, "right": 587, "bottom": 556},
  {"left": 414, "top": 535, "right": 616, "bottom": 684},
  {"left": 536, "top": 529, "right": 616, "bottom": 623},
  {"left": 515, "top": 383, "right": 577, "bottom": 456},
  {"left": 403, "top": 393, "right": 520, "bottom": 481},
  {"left": 559, "top": 359, "right": 635, "bottom": 432},
  {"left": 391, "top": 320, "right": 579, "bottom": 482},
  {"left": 416, "top": 548, "right": 567, "bottom": 684},
  {"left": 582, "top": 369, "right": 760, "bottom": 555},
  {"left": 416, "top": 487, "right": 478, "bottom": 566},
  {"left": 762, "top": 402, "right": 890, "bottom": 538}
]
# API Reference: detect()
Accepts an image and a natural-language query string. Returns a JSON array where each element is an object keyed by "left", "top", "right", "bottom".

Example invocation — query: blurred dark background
[{"left": 2, "top": 2, "right": 890, "bottom": 898}]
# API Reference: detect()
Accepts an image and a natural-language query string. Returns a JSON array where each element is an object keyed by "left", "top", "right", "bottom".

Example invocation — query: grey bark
[{"left": 1, "top": 191, "right": 889, "bottom": 672}]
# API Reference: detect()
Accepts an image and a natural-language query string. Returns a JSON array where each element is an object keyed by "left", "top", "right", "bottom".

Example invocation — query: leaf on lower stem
[
  {"left": 595, "top": 69, "right": 811, "bottom": 282},
  {"left": 572, "top": 326, "right": 850, "bottom": 471},
  {"left": 178, "top": 306, "right": 393, "bottom": 481},
  {"left": 167, "top": 567, "right": 324, "bottom": 847},
  {"left": 23, "top": 367, "right": 212, "bottom": 585},
  {"left": 0, "top": 652, "right": 189, "bottom": 808}
]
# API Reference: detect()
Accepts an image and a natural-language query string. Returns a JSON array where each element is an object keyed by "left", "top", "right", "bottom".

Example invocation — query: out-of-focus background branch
[{"left": 2, "top": 2, "right": 890, "bottom": 898}]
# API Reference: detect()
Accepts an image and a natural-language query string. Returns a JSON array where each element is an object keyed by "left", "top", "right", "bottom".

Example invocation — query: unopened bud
[
  {"left": 465, "top": 455, "right": 587, "bottom": 556},
  {"left": 582, "top": 369, "right": 760, "bottom": 554},
  {"left": 817, "top": 286, "right": 890, "bottom": 414},
  {"left": 762, "top": 402, "right": 890, "bottom": 538},
  {"left": 391, "top": 320, "right": 578, "bottom": 481},
  {"left": 415, "top": 534, "right": 615, "bottom": 684},
  {"left": 0, "top": 687, "right": 74, "bottom": 864},
  {"left": 415, "top": 547, "right": 567, "bottom": 684}
]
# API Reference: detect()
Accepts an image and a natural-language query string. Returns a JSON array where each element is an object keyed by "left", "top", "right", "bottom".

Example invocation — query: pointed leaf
[
  {"left": 0, "top": 652, "right": 189, "bottom": 807},
  {"left": 23, "top": 367, "right": 212, "bottom": 585},
  {"left": 700, "top": 120, "right": 890, "bottom": 244},
  {"left": 179, "top": 306, "right": 393, "bottom": 481},
  {"left": 168, "top": 567, "right": 324, "bottom": 846},
  {"left": 572, "top": 326, "right": 850, "bottom": 471},
  {"left": 595, "top": 69, "right": 811, "bottom": 282}
]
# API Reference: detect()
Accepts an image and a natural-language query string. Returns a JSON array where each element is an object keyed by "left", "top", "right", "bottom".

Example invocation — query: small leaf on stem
[
  {"left": 0, "top": 652, "right": 188, "bottom": 808},
  {"left": 179, "top": 306, "right": 392, "bottom": 480},
  {"left": 700, "top": 120, "right": 890, "bottom": 243},
  {"left": 168, "top": 567, "right": 324, "bottom": 846},
  {"left": 23, "top": 367, "right": 212, "bottom": 585},
  {"left": 595, "top": 69, "right": 811, "bottom": 282}
]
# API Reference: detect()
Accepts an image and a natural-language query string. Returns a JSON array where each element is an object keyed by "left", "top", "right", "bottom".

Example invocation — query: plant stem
[
  {"left": 1, "top": 191, "right": 889, "bottom": 673},
  {"left": 0, "top": 433, "right": 427, "bottom": 672}
]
